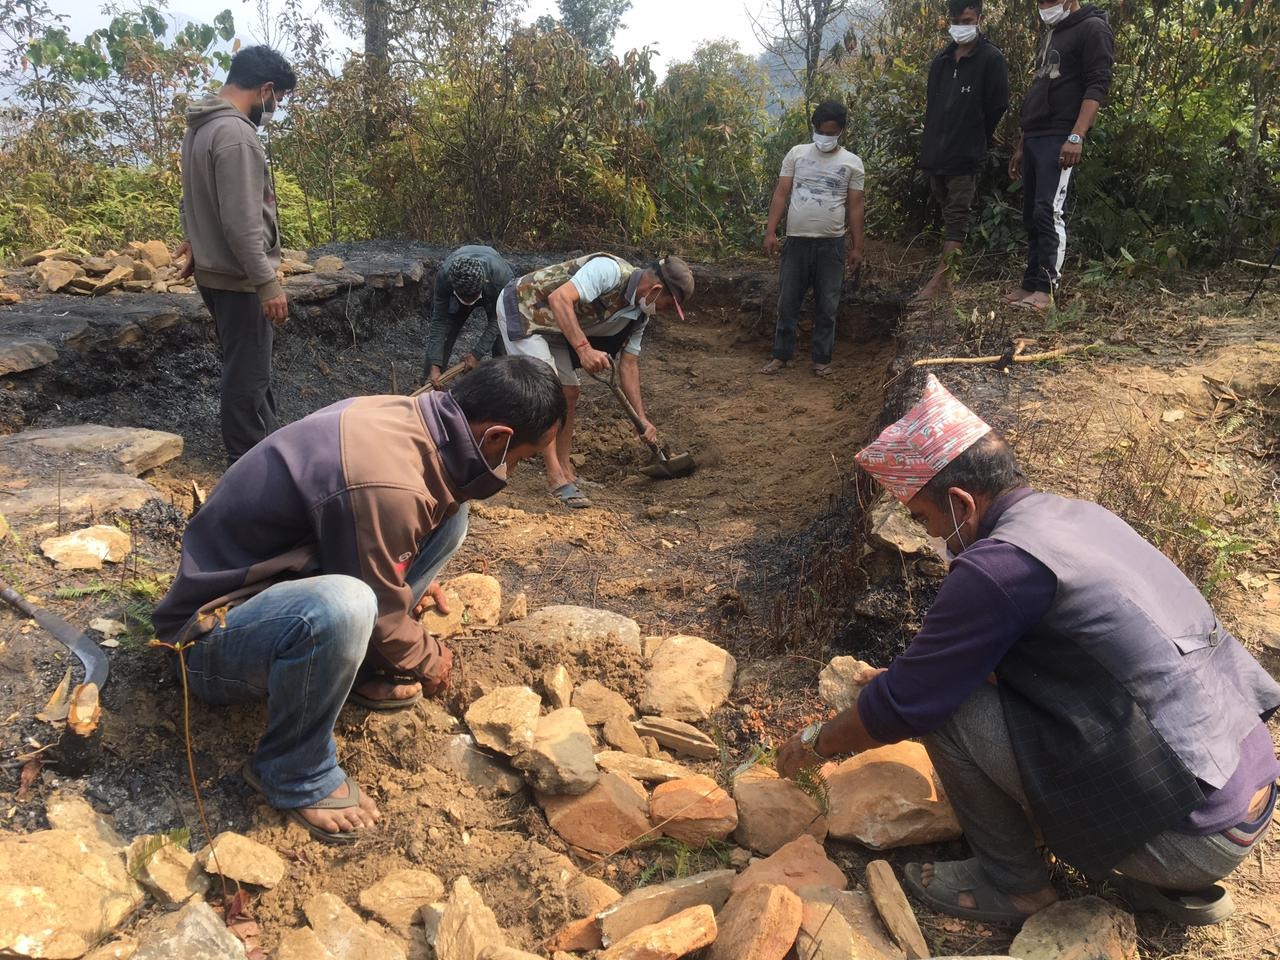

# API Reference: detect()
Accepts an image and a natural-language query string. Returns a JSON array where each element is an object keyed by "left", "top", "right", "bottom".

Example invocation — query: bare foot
[
  {"left": 910, "top": 283, "right": 941, "bottom": 303},
  {"left": 295, "top": 775, "right": 381, "bottom": 835},
  {"left": 1004, "top": 285, "right": 1033, "bottom": 303},
  {"left": 919, "top": 862, "right": 1058, "bottom": 915},
  {"left": 1019, "top": 291, "right": 1054, "bottom": 311},
  {"left": 760, "top": 358, "right": 788, "bottom": 375}
]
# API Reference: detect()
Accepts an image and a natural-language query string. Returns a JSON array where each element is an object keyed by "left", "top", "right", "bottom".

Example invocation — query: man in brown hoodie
[{"left": 176, "top": 46, "right": 297, "bottom": 464}]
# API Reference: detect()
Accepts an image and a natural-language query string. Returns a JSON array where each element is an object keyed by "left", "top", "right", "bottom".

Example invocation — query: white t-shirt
[
  {"left": 780, "top": 143, "right": 866, "bottom": 238},
  {"left": 568, "top": 257, "right": 648, "bottom": 356}
]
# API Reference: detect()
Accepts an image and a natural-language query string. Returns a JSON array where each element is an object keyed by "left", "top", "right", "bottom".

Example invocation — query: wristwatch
[
  {"left": 799, "top": 721, "right": 829, "bottom": 762},
  {"left": 1067, "top": 133, "right": 1083, "bottom": 145}
]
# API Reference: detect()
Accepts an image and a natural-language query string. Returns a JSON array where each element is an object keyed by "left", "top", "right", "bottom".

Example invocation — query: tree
[
  {"left": 538, "top": 0, "right": 632, "bottom": 61},
  {"left": 750, "top": 0, "right": 853, "bottom": 106}
]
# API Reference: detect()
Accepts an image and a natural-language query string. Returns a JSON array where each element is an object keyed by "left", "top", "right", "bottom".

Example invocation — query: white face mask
[
  {"left": 638, "top": 287, "right": 660, "bottom": 317},
  {"left": 949, "top": 24, "right": 979, "bottom": 43},
  {"left": 1039, "top": 4, "right": 1068, "bottom": 24},
  {"left": 813, "top": 132, "right": 840, "bottom": 153}
]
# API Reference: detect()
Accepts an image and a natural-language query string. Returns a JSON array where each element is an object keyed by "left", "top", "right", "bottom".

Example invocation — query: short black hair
[
  {"left": 226, "top": 45, "right": 297, "bottom": 94},
  {"left": 919, "top": 432, "right": 1026, "bottom": 505},
  {"left": 811, "top": 99, "right": 848, "bottom": 129},
  {"left": 449, "top": 356, "right": 567, "bottom": 446},
  {"left": 948, "top": 0, "right": 981, "bottom": 18}
]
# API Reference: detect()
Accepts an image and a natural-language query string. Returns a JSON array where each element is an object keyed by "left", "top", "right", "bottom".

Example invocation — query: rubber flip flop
[
  {"left": 1114, "top": 877, "right": 1235, "bottom": 926},
  {"left": 903, "top": 859, "right": 1031, "bottom": 925},
  {"left": 553, "top": 482, "right": 591, "bottom": 509},
  {"left": 759, "top": 359, "right": 789, "bottom": 375},
  {"left": 811, "top": 364, "right": 834, "bottom": 378},
  {"left": 1017, "top": 295, "right": 1054, "bottom": 312},
  {"left": 347, "top": 688, "right": 423, "bottom": 712},
  {"left": 242, "top": 762, "right": 361, "bottom": 845}
]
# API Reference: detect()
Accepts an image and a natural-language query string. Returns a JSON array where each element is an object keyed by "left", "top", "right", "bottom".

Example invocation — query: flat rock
[
  {"left": 465, "top": 685, "right": 541, "bottom": 756},
  {"left": 649, "top": 775, "right": 738, "bottom": 846},
  {"left": 598, "top": 869, "right": 735, "bottom": 944},
  {"left": 633, "top": 717, "right": 719, "bottom": 760},
  {"left": 0, "top": 828, "right": 143, "bottom": 958},
  {"left": 868, "top": 496, "right": 940, "bottom": 557},
  {"left": 45, "top": 793, "right": 125, "bottom": 847},
  {"left": 127, "top": 835, "right": 210, "bottom": 904},
  {"left": 277, "top": 927, "right": 332, "bottom": 960},
  {"left": 507, "top": 604, "right": 642, "bottom": 653},
  {"left": 359, "top": 868, "right": 446, "bottom": 929},
  {"left": 1009, "top": 896, "right": 1137, "bottom": 960},
  {"left": 542, "top": 664, "right": 573, "bottom": 709},
  {"left": 824, "top": 742, "right": 961, "bottom": 849},
  {"left": 35, "top": 258, "right": 83, "bottom": 292},
  {"left": 573, "top": 679, "right": 636, "bottom": 725},
  {"left": 733, "top": 769, "right": 828, "bottom": 854},
  {"left": 544, "top": 916, "right": 603, "bottom": 953},
  {"left": 478, "top": 949, "right": 545, "bottom": 960},
  {"left": 41, "top": 524, "right": 132, "bottom": 570},
  {"left": 525, "top": 843, "right": 621, "bottom": 916},
  {"left": 313, "top": 254, "right": 347, "bottom": 273},
  {"left": 436, "top": 877, "right": 507, "bottom": 960},
  {"left": 196, "top": 831, "right": 286, "bottom": 888},
  {"left": 513, "top": 706, "right": 599, "bottom": 795},
  {"left": 731, "top": 835, "right": 847, "bottom": 896},
  {"left": 795, "top": 888, "right": 905, "bottom": 960},
  {"left": 0, "top": 424, "right": 183, "bottom": 476},
  {"left": 707, "top": 884, "right": 802, "bottom": 960},
  {"left": 0, "top": 472, "right": 161, "bottom": 518},
  {"left": 131, "top": 240, "right": 172, "bottom": 268},
  {"left": 83, "top": 936, "right": 138, "bottom": 960},
  {"left": 304, "top": 891, "right": 406, "bottom": 960},
  {"left": 818, "top": 656, "right": 878, "bottom": 713},
  {"left": 538, "top": 771, "right": 656, "bottom": 855},
  {"left": 437, "top": 734, "right": 525, "bottom": 795},
  {"left": 595, "top": 751, "right": 696, "bottom": 784},
  {"left": 422, "top": 573, "right": 503, "bottom": 638},
  {"left": 603, "top": 714, "right": 648, "bottom": 755},
  {"left": 503, "top": 591, "right": 528, "bottom": 622},
  {"left": 0, "top": 336, "right": 57, "bottom": 376},
  {"left": 865, "top": 860, "right": 929, "bottom": 959},
  {"left": 640, "top": 635, "right": 736, "bottom": 721},
  {"left": 132, "top": 899, "right": 245, "bottom": 960},
  {"left": 599, "top": 904, "right": 716, "bottom": 960}
]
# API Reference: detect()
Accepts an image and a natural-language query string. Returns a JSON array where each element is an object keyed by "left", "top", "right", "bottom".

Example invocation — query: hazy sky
[{"left": 40, "top": 0, "right": 769, "bottom": 74}]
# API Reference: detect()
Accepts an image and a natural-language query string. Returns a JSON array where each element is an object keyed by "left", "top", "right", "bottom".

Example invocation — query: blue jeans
[
  {"left": 181, "top": 505, "right": 470, "bottom": 808},
  {"left": 773, "top": 236, "right": 845, "bottom": 364}
]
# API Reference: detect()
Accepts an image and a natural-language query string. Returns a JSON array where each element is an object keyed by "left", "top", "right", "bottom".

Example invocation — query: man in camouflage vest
[{"left": 496, "top": 252, "right": 694, "bottom": 508}]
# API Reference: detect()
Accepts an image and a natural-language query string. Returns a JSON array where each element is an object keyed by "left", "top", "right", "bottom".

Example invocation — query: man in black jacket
[
  {"left": 1007, "top": 0, "right": 1114, "bottom": 310},
  {"left": 422, "top": 245, "right": 513, "bottom": 388},
  {"left": 913, "top": 0, "right": 1009, "bottom": 303}
]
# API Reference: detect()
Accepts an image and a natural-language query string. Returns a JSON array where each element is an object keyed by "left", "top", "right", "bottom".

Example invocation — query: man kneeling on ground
[
  {"left": 153, "top": 357, "right": 566, "bottom": 843},
  {"left": 777, "top": 374, "right": 1278, "bottom": 926}
]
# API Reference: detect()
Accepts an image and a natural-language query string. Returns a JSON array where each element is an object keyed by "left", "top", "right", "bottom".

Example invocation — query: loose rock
[
  {"left": 0, "top": 473, "right": 161, "bottom": 518},
  {"left": 868, "top": 496, "right": 941, "bottom": 557},
  {"left": 513, "top": 706, "right": 599, "bottom": 795},
  {"left": 538, "top": 771, "right": 656, "bottom": 855},
  {"left": 465, "top": 686, "right": 542, "bottom": 756},
  {"left": 34, "top": 258, "right": 82, "bottom": 292},
  {"left": 1009, "top": 896, "right": 1138, "bottom": 960},
  {"left": 422, "top": 573, "right": 503, "bottom": 638},
  {"left": 824, "top": 742, "right": 961, "bottom": 849},
  {"left": 707, "top": 884, "right": 802, "bottom": 960},
  {"left": 359, "top": 868, "right": 445, "bottom": 929},
  {"left": 595, "top": 750, "right": 696, "bottom": 784},
  {"left": 313, "top": 254, "right": 347, "bottom": 273},
  {"left": 603, "top": 714, "right": 648, "bottom": 755},
  {"left": 303, "top": 891, "right": 406, "bottom": 960},
  {"left": 503, "top": 591, "right": 528, "bottom": 622},
  {"left": 0, "top": 424, "right": 184, "bottom": 476},
  {"left": 542, "top": 664, "right": 573, "bottom": 710},
  {"left": 640, "top": 635, "right": 736, "bottom": 721},
  {"left": 45, "top": 793, "right": 125, "bottom": 847},
  {"left": 599, "top": 869, "right": 735, "bottom": 944},
  {"left": 599, "top": 904, "right": 717, "bottom": 960},
  {"left": 196, "top": 831, "right": 286, "bottom": 888},
  {"left": 865, "top": 860, "right": 928, "bottom": 960},
  {"left": 795, "top": 888, "right": 905, "bottom": 960},
  {"left": 127, "top": 835, "right": 210, "bottom": 904},
  {"left": 649, "top": 775, "right": 738, "bottom": 846},
  {"left": 131, "top": 899, "right": 245, "bottom": 960},
  {"left": 732, "top": 768, "right": 828, "bottom": 855},
  {"left": 131, "top": 240, "right": 172, "bottom": 268},
  {"left": 818, "top": 656, "right": 878, "bottom": 713},
  {"left": 545, "top": 917, "right": 603, "bottom": 953},
  {"left": 506, "top": 604, "right": 642, "bottom": 653},
  {"left": 573, "top": 679, "right": 636, "bottom": 725},
  {"left": 731, "top": 834, "right": 847, "bottom": 895},
  {"left": 633, "top": 716, "right": 719, "bottom": 760},
  {"left": 437, "top": 734, "right": 525, "bottom": 795},
  {"left": 0, "top": 336, "right": 57, "bottom": 376},
  {"left": 40, "top": 524, "right": 132, "bottom": 570},
  {"left": 83, "top": 936, "right": 138, "bottom": 960},
  {"left": 436, "top": 877, "right": 507, "bottom": 960}
]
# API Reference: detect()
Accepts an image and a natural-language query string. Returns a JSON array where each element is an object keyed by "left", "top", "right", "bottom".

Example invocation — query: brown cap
[{"left": 657, "top": 255, "right": 694, "bottom": 319}]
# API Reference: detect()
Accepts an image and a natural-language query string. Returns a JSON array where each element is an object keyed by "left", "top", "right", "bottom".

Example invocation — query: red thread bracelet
[{"left": 574, "top": 340, "right": 589, "bottom": 351}]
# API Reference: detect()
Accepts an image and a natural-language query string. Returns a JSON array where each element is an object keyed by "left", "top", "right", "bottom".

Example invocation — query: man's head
[
  {"left": 811, "top": 99, "right": 848, "bottom": 138},
  {"left": 224, "top": 46, "right": 297, "bottom": 126},
  {"left": 948, "top": 0, "right": 982, "bottom": 26},
  {"left": 449, "top": 256, "right": 486, "bottom": 306},
  {"left": 1037, "top": 0, "right": 1079, "bottom": 24},
  {"left": 906, "top": 433, "right": 1027, "bottom": 553},
  {"left": 449, "top": 356, "right": 566, "bottom": 472},
  {"left": 636, "top": 255, "right": 695, "bottom": 321}
]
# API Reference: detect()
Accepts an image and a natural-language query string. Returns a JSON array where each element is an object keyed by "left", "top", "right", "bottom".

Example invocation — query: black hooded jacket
[
  {"left": 919, "top": 36, "right": 1010, "bottom": 176},
  {"left": 1020, "top": 5, "right": 1115, "bottom": 137}
]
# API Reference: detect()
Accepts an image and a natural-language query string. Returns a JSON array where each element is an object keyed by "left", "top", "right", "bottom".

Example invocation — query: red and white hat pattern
[{"left": 855, "top": 374, "right": 991, "bottom": 503}]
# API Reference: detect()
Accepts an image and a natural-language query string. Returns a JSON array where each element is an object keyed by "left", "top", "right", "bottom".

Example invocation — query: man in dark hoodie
[
  {"left": 1007, "top": 0, "right": 1114, "bottom": 310},
  {"left": 152, "top": 357, "right": 566, "bottom": 842},
  {"left": 422, "top": 245, "right": 513, "bottom": 388},
  {"left": 912, "top": 0, "right": 1009, "bottom": 302},
  {"left": 176, "top": 46, "right": 297, "bottom": 464}
]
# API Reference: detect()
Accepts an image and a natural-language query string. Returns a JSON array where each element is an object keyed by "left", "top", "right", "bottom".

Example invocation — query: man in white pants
[{"left": 496, "top": 252, "right": 694, "bottom": 508}]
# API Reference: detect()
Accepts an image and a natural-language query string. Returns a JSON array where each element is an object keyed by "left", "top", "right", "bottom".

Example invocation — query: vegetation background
[{"left": 1, "top": 0, "right": 1277, "bottom": 278}]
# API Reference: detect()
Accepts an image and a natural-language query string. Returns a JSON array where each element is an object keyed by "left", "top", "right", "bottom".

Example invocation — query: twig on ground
[{"left": 911, "top": 340, "right": 1102, "bottom": 368}]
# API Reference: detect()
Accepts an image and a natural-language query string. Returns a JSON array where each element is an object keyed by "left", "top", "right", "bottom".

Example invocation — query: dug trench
[{"left": 1, "top": 241, "right": 1277, "bottom": 959}]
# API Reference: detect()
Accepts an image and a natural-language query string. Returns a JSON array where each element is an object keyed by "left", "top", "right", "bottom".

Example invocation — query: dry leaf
[
  {"left": 36, "top": 667, "right": 73, "bottom": 723},
  {"left": 16, "top": 758, "right": 41, "bottom": 800},
  {"left": 89, "top": 617, "right": 127, "bottom": 638}
]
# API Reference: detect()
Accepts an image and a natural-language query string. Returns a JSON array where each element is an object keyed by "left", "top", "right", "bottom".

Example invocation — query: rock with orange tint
[
  {"left": 649, "top": 775, "right": 738, "bottom": 846},
  {"left": 599, "top": 904, "right": 717, "bottom": 960},
  {"left": 537, "top": 771, "right": 656, "bottom": 854},
  {"left": 731, "top": 835, "right": 847, "bottom": 896},
  {"left": 707, "top": 884, "right": 802, "bottom": 960},
  {"left": 732, "top": 767, "right": 827, "bottom": 855},
  {"left": 824, "top": 742, "right": 960, "bottom": 849}
]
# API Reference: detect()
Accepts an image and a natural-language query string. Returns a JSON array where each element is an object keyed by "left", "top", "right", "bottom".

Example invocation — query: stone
[
  {"left": 132, "top": 900, "right": 245, "bottom": 960},
  {"left": 599, "top": 904, "right": 717, "bottom": 960},
  {"left": 603, "top": 714, "right": 648, "bottom": 755},
  {"left": 464, "top": 685, "right": 541, "bottom": 756},
  {"left": 503, "top": 591, "right": 528, "bottom": 622},
  {"left": 818, "top": 656, "right": 879, "bottom": 712},
  {"left": 34, "top": 258, "right": 83, "bottom": 291},
  {"left": 824, "top": 742, "right": 961, "bottom": 849},
  {"left": 132, "top": 260, "right": 156, "bottom": 281},
  {"left": 478, "top": 950, "right": 545, "bottom": 960},
  {"left": 437, "top": 733, "right": 525, "bottom": 795},
  {"left": 304, "top": 891, "right": 407, "bottom": 960},
  {"left": 420, "top": 902, "right": 446, "bottom": 948},
  {"left": 795, "top": 888, "right": 904, "bottom": 960},
  {"left": 422, "top": 573, "right": 503, "bottom": 638},
  {"left": 196, "top": 831, "right": 286, "bottom": 888},
  {"left": 0, "top": 424, "right": 184, "bottom": 476},
  {"left": 507, "top": 604, "right": 642, "bottom": 653},
  {"left": 0, "top": 827, "right": 143, "bottom": 958},
  {"left": 0, "top": 336, "right": 57, "bottom": 376},
  {"left": 132, "top": 240, "right": 172, "bottom": 268},
  {"left": 313, "top": 254, "right": 346, "bottom": 273},
  {"left": 436, "top": 877, "right": 507, "bottom": 960},
  {"left": 84, "top": 936, "right": 138, "bottom": 960},
  {"left": 732, "top": 768, "right": 828, "bottom": 855},
  {"left": 82, "top": 256, "right": 116, "bottom": 275},
  {"left": 542, "top": 664, "right": 573, "bottom": 709},
  {"left": 633, "top": 717, "right": 719, "bottom": 760},
  {"left": 45, "top": 793, "right": 125, "bottom": 847},
  {"left": 359, "top": 868, "right": 446, "bottom": 929},
  {"left": 1009, "top": 896, "right": 1137, "bottom": 960},
  {"left": 0, "top": 289, "right": 20, "bottom": 305},
  {"left": 512, "top": 706, "right": 599, "bottom": 795},
  {"left": 640, "top": 635, "right": 736, "bottom": 721},
  {"left": 21, "top": 247, "right": 71, "bottom": 265},
  {"left": 731, "top": 835, "right": 847, "bottom": 896},
  {"left": 40, "top": 524, "right": 132, "bottom": 570},
  {"left": 642, "top": 736, "right": 662, "bottom": 757},
  {"left": 595, "top": 751, "right": 696, "bottom": 784},
  {"left": 573, "top": 679, "right": 636, "bottom": 725},
  {"left": 279, "top": 258, "right": 314, "bottom": 275},
  {"left": 282, "top": 247, "right": 310, "bottom": 262},
  {"left": 598, "top": 869, "right": 735, "bottom": 944},
  {"left": 538, "top": 771, "right": 656, "bottom": 855},
  {"left": 865, "top": 860, "right": 928, "bottom": 960},
  {"left": 708, "top": 884, "right": 802, "bottom": 960},
  {"left": 0, "top": 473, "right": 161, "bottom": 518},
  {"left": 92, "top": 265, "right": 133, "bottom": 295},
  {"left": 867, "top": 496, "right": 941, "bottom": 558},
  {"left": 649, "top": 775, "right": 738, "bottom": 846},
  {"left": 127, "top": 835, "right": 210, "bottom": 904},
  {"left": 278, "top": 927, "right": 331, "bottom": 960},
  {"left": 544, "top": 917, "right": 603, "bottom": 953}
]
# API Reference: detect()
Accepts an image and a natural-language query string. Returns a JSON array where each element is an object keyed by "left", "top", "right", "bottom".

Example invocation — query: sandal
[
  {"left": 1017, "top": 294, "right": 1054, "bottom": 313},
  {"left": 242, "top": 761, "right": 362, "bottom": 845},
  {"left": 1114, "top": 877, "right": 1235, "bottom": 926},
  {"left": 903, "top": 859, "right": 1031, "bottom": 925},
  {"left": 553, "top": 482, "right": 591, "bottom": 509},
  {"left": 347, "top": 688, "right": 423, "bottom": 712},
  {"left": 759, "top": 359, "right": 789, "bottom": 375},
  {"left": 811, "top": 363, "right": 834, "bottom": 378}
]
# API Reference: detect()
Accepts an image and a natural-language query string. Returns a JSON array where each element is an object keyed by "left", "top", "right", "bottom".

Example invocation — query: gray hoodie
[{"left": 181, "top": 94, "right": 283, "bottom": 301}]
